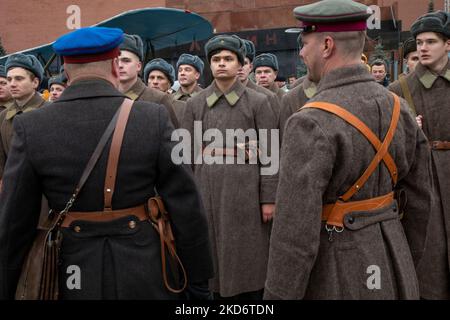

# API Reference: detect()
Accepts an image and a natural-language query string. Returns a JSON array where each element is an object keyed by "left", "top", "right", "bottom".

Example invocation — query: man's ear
[
  {"left": 111, "top": 58, "right": 120, "bottom": 78},
  {"left": 323, "top": 36, "right": 334, "bottom": 58},
  {"left": 32, "top": 77, "right": 40, "bottom": 90}
]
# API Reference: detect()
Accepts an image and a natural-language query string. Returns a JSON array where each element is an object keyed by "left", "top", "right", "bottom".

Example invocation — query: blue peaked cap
[{"left": 53, "top": 27, "right": 124, "bottom": 57}]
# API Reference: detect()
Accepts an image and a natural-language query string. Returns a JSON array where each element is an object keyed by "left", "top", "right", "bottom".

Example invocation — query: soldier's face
[
  {"left": 178, "top": 65, "right": 200, "bottom": 87},
  {"left": 416, "top": 32, "right": 450, "bottom": 69},
  {"left": 255, "top": 66, "right": 277, "bottom": 88},
  {"left": 6, "top": 67, "right": 39, "bottom": 100},
  {"left": 405, "top": 51, "right": 419, "bottom": 73},
  {"left": 237, "top": 57, "right": 253, "bottom": 81},
  {"left": 371, "top": 65, "right": 386, "bottom": 82},
  {"left": 148, "top": 70, "right": 171, "bottom": 92},
  {"left": 0, "top": 76, "right": 12, "bottom": 101},
  {"left": 49, "top": 84, "right": 65, "bottom": 102},
  {"left": 210, "top": 50, "right": 241, "bottom": 80},
  {"left": 300, "top": 33, "right": 323, "bottom": 83},
  {"left": 118, "top": 51, "right": 142, "bottom": 83}
]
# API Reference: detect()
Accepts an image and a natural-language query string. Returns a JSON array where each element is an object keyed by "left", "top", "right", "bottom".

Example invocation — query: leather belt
[
  {"left": 430, "top": 140, "right": 450, "bottom": 150},
  {"left": 322, "top": 192, "right": 395, "bottom": 228},
  {"left": 202, "top": 144, "right": 260, "bottom": 161},
  {"left": 61, "top": 204, "right": 148, "bottom": 228}
]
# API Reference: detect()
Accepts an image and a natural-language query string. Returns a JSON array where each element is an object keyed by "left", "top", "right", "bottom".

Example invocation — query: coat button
[
  {"left": 348, "top": 217, "right": 355, "bottom": 224},
  {"left": 74, "top": 226, "right": 81, "bottom": 233},
  {"left": 129, "top": 221, "right": 136, "bottom": 229}
]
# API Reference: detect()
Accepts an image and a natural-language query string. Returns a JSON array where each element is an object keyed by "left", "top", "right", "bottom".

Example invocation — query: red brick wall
[
  {"left": 0, "top": 0, "right": 446, "bottom": 55},
  {"left": 0, "top": 0, "right": 165, "bottom": 53}
]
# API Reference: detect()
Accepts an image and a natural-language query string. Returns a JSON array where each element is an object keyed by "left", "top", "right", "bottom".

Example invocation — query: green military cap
[
  {"left": 120, "top": 34, "right": 144, "bottom": 62},
  {"left": 243, "top": 40, "right": 256, "bottom": 62},
  {"left": 5, "top": 53, "right": 45, "bottom": 82},
  {"left": 293, "top": 0, "right": 370, "bottom": 33},
  {"left": 144, "top": 58, "right": 175, "bottom": 85},
  {"left": 411, "top": 11, "right": 450, "bottom": 39},
  {"left": 204, "top": 35, "right": 246, "bottom": 66},
  {"left": 402, "top": 38, "right": 417, "bottom": 59},
  {"left": 253, "top": 53, "right": 279, "bottom": 71},
  {"left": 176, "top": 54, "right": 205, "bottom": 74},
  {"left": 48, "top": 74, "right": 67, "bottom": 89}
]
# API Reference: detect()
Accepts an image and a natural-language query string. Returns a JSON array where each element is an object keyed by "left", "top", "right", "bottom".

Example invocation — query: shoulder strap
[
  {"left": 104, "top": 99, "right": 134, "bottom": 210},
  {"left": 302, "top": 93, "right": 400, "bottom": 201},
  {"left": 399, "top": 76, "right": 417, "bottom": 115},
  {"left": 54, "top": 98, "right": 130, "bottom": 220}
]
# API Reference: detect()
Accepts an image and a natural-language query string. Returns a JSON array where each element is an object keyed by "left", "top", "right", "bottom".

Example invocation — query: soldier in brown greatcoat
[
  {"left": 389, "top": 11, "right": 450, "bottom": 300},
  {"left": 265, "top": 0, "right": 433, "bottom": 300},
  {"left": 254, "top": 53, "right": 286, "bottom": 100},
  {"left": 0, "top": 66, "right": 13, "bottom": 112},
  {"left": 117, "top": 34, "right": 179, "bottom": 127},
  {"left": 279, "top": 74, "right": 317, "bottom": 140},
  {"left": 237, "top": 39, "right": 281, "bottom": 123},
  {"left": 173, "top": 54, "right": 204, "bottom": 102},
  {"left": 182, "top": 35, "right": 278, "bottom": 299},
  {"left": 0, "top": 54, "right": 49, "bottom": 179}
]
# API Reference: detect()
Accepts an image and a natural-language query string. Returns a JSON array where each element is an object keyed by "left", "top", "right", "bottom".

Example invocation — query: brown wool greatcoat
[
  {"left": 265, "top": 64, "right": 433, "bottom": 300},
  {"left": 124, "top": 78, "right": 180, "bottom": 128},
  {"left": 389, "top": 60, "right": 450, "bottom": 299},
  {"left": 0, "top": 92, "right": 47, "bottom": 177},
  {"left": 245, "top": 79, "right": 281, "bottom": 125},
  {"left": 172, "top": 85, "right": 203, "bottom": 102},
  {"left": 267, "top": 82, "right": 286, "bottom": 100},
  {"left": 182, "top": 79, "right": 278, "bottom": 297},
  {"left": 279, "top": 77, "right": 317, "bottom": 140}
]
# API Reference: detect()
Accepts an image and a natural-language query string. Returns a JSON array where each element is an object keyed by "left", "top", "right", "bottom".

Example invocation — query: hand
[
  {"left": 184, "top": 280, "right": 213, "bottom": 300},
  {"left": 416, "top": 115, "right": 423, "bottom": 129},
  {"left": 261, "top": 204, "right": 275, "bottom": 223}
]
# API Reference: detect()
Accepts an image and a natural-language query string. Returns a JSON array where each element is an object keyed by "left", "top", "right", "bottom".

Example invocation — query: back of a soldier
[
  {"left": 22, "top": 93, "right": 165, "bottom": 211},
  {"left": 265, "top": 0, "right": 432, "bottom": 300},
  {"left": 290, "top": 66, "right": 430, "bottom": 299}
]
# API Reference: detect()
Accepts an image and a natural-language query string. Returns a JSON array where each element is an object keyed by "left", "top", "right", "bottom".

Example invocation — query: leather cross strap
[
  {"left": 104, "top": 99, "right": 134, "bottom": 210},
  {"left": 302, "top": 93, "right": 400, "bottom": 201},
  {"left": 71, "top": 102, "right": 125, "bottom": 200}
]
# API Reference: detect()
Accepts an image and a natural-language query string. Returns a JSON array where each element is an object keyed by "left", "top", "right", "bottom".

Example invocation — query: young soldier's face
[
  {"left": 405, "top": 51, "right": 419, "bottom": 73},
  {"left": 0, "top": 76, "right": 12, "bottom": 101},
  {"left": 49, "top": 84, "right": 65, "bottom": 102},
  {"left": 255, "top": 66, "right": 277, "bottom": 88},
  {"left": 416, "top": 32, "right": 450, "bottom": 69},
  {"left": 237, "top": 57, "right": 253, "bottom": 81},
  {"left": 148, "top": 70, "right": 171, "bottom": 92},
  {"left": 178, "top": 65, "right": 199, "bottom": 88},
  {"left": 371, "top": 65, "right": 387, "bottom": 82},
  {"left": 7, "top": 67, "right": 39, "bottom": 100},
  {"left": 210, "top": 50, "right": 241, "bottom": 80},
  {"left": 118, "top": 50, "right": 142, "bottom": 83}
]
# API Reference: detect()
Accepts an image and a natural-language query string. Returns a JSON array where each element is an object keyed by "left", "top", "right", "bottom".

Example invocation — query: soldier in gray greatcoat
[
  {"left": 182, "top": 35, "right": 278, "bottom": 299},
  {"left": 265, "top": 0, "right": 433, "bottom": 300},
  {"left": 389, "top": 11, "right": 450, "bottom": 299}
]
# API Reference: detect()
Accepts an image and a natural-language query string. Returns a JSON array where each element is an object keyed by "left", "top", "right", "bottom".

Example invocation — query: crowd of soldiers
[{"left": 0, "top": 0, "right": 449, "bottom": 300}]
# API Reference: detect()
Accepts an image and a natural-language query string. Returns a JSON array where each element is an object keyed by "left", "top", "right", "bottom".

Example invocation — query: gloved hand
[{"left": 184, "top": 280, "right": 213, "bottom": 300}]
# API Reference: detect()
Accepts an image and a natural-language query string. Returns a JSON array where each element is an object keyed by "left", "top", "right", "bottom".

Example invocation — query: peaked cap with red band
[
  {"left": 53, "top": 27, "right": 124, "bottom": 64},
  {"left": 294, "top": 0, "right": 370, "bottom": 33}
]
